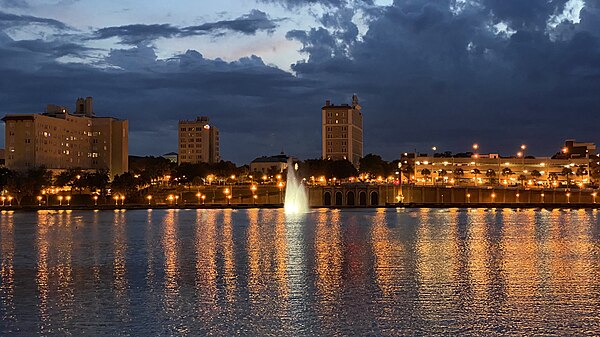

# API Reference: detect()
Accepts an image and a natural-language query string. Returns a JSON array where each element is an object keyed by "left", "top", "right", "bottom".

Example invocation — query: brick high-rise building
[
  {"left": 178, "top": 116, "right": 220, "bottom": 164},
  {"left": 2, "top": 97, "right": 128, "bottom": 177},
  {"left": 322, "top": 95, "right": 363, "bottom": 167}
]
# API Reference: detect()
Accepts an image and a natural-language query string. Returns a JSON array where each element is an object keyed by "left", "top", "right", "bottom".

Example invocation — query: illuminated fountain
[{"left": 284, "top": 160, "right": 309, "bottom": 214}]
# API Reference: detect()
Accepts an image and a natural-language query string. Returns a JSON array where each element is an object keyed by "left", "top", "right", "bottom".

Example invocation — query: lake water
[{"left": 1, "top": 208, "right": 599, "bottom": 336}]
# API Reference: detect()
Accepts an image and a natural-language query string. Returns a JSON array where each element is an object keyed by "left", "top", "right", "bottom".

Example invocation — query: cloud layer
[{"left": 1, "top": 0, "right": 599, "bottom": 164}]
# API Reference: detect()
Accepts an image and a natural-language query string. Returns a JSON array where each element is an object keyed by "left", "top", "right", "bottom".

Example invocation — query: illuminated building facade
[
  {"left": 178, "top": 116, "right": 220, "bottom": 164},
  {"left": 2, "top": 97, "right": 128, "bottom": 177},
  {"left": 322, "top": 95, "right": 363, "bottom": 167}
]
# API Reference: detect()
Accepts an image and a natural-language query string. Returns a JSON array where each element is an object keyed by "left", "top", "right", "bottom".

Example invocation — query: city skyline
[{"left": 0, "top": 0, "right": 598, "bottom": 164}]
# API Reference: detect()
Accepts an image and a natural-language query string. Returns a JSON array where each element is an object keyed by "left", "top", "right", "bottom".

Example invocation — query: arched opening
[
  {"left": 347, "top": 191, "right": 355, "bottom": 206},
  {"left": 359, "top": 191, "right": 367, "bottom": 206},
  {"left": 370, "top": 191, "right": 379, "bottom": 206},
  {"left": 335, "top": 191, "right": 343, "bottom": 206},
  {"left": 323, "top": 192, "right": 331, "bottom": 206}
]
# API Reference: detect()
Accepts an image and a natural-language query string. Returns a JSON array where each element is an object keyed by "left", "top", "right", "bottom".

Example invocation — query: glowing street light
[
  {"left": 466, "top": 193, "right": 471, "bottom": 203},
  {"left": 491, "top": 193, "right": 496, "bottom": 202},
  {"left": 167, "top": 195, "right": 174, "bottom": 205},
  {"left": 1, "top": 196, "right": 5, "bottom": 206},
  {"left": 541, "top": 193, "right": 545, "bottom": 203},
  {"left": 7, "top": 196, "right": 12, "bottom": 206},
  {"left": 201, "top": 195, "right": 206, "bottom": 204},
  {"left": 253, "top": 194, "right": 258, "bottom": 205},
  {"left": 516, "top": 193, "right": 520, "bottom": 203},
  {"left": 114, "top": 195, "right": 119, "bottom": 206},
  {"left": 174, "top": 195, "right": 179, "bottom": 205},
  {"left": 593, "top": 192, "right": 597, "bottom": 204},
  {"left": 196, "top": 192, "right": 202, "bottom": 204},
  {"left": 66, "top": 196, "right": 71, "bottom": 206},
  {"left": 278, "top": 181, "right": 284, "bottom": 204},
  {"left": 93, "top": 195, "right": 99, "bottom": 206},
  {"left": 566, "top": 192, "right": 571, "bottom": 204},
  {"left": 37, "top": 196, "right": 43, "bottom": 206},
  {"left": 58, "top": 195, "right": 64, "bottom": 206}
]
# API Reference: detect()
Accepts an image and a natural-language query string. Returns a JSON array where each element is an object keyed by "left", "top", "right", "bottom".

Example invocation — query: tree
[
  {"left": 328, "top": 160, "right": 358, "bottom": 179},
  {"left": 0, "top": 167, "right": 10, "bottom": 192},
  {"left": 471, "top": 168, "right": 481, "bottom": 184},
  {"left": 111, "top": 172, "right": 140, "bottom": 198},
  {"left": 6, "top": 167, "right": 52, "bottom": 205},
  {"left": 576, "top": 165, "right": 588, "bottom": 185},
  {"left": 518, "top": 174, "right": 527, "bottom": 186},
  {"left": 530, "top": 170, "right": 542, "bottom": 184},
  {"left": 562, "top": 167, "right": 573, "bottom": 186},
  {"left": 486, "top": 169, "right": 497, "bottom": 185},
  {"left": 453, "top": 168, "right": 464, "bottom": 184},
  {"left": 83, "top": 170, "right": 110, "bottom": 196},
  {"left": 548, "top": 172, "right": 559, "bottom": 187},
  {"left": 501, "top": 167, "right": 513, "bottom": 180},
  {"left": 359, "top": 154, "right": 390, "bottom": 177},
  {"left": 421, "top": 168, "right": 431, "bottom": 184}
]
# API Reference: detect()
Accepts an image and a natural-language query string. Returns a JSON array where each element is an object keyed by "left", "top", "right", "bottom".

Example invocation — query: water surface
[{"left": 1, "top": 208, "right": 599, "bottom": 336}]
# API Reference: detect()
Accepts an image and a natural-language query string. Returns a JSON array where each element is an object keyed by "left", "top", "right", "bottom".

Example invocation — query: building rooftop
[{"left": 251, "top": 153, "right": 289, "bottom": 163}]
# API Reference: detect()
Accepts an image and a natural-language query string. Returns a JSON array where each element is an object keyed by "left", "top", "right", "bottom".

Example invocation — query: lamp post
[
  {"left": 201, "top": 195, "right": 206, "bottom": 205},
  {"left": 566, "top": 192, "right": 571, "bottom": 204},
  {"left": 224, "top": 188, "right": 230, "bottom": 205},
  {"left": 174, "top": 195, "right": 179, "bottom": 205},
  {"left": 1, "top": 196, "right": 5, "bottom": 206},
  {"left": 196, "top": 192, "right": 202, "bottom": 205},
  {"left": 58, "top": 195, "right": 63, "bottom": 206},
  {"left": 520, "top": 144, "right": 526, "bottom": 173},
  {"left": 491, "top": 192, "right": 496, "bottom": 203},
  {"left": 93, "top": 195, "right": 98, "bottom": 206},
  {"left": 66, "top": 196, "right": 71, "bottom": 206},
  {"left": 466, "top": 193, "right": 471, "bottom": 204},
  {"left": 168, "top": 195, "right": 174, "bottom": 205},
  {"left": 516, "top": 193, "right": 520, "bottom": 203},
  {"left": 592, "top": 192, "right": 597, "bottom": 204},
  {"left": 114, "top": 195, "right": 119, "bottom": 206},
  {"left": 120, "top": 195, "right": 125, "bottom": 206},
  {"left": 37, "top": 196, "right": 43, "bottom": 206},
  {"left": 250, "top": 185, "right": 257, "bottom": 205},
  {"left": 541, "top": 193, "right": 545, "bottom": 203},
  {"left": 278, "top": 181, "right": 284, "bottom": 204}
]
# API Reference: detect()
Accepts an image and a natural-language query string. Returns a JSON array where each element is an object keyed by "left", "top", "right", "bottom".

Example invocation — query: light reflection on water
[{"left": 0, "top": 208, "right": 599, "bottom": 336}]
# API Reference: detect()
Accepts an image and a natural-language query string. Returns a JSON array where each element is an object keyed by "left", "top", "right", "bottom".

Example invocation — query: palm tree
[
  {"left": 453, "top": 168, "right": 464, "bottom": 184},
  {"left": 471, "top": 168, "right": 481, "bottom": 185},
  {"left": 421, "top": 168, "right": 431, "bottom": 185},
  {"left": 486, "top": 169, "right": 496, "bottom": 185},
  {"left": 501, "top": 167, "right": 513, "bottom": 186},
  {"left": 548, "top": 172, "right": 559, "bottom": 188},
  {"left": 531, "top": 170, "right": 542, "bottom": 186},
  {"left": 438, "top": 169, "right": 448, "bottom": 185},
  {"left": 518, "top": 174, "right": 527, "bottom": 187},
  {"left": 576, "top": 165, "right": 588, "bottom": 186},
  {"left": 562, "top": 167, "right": 573, "bottom": 187}
]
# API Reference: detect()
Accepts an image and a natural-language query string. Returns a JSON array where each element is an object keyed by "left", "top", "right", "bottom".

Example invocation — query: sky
[{"left": 0, "top": 0, "right": 598, "bottom": 164}]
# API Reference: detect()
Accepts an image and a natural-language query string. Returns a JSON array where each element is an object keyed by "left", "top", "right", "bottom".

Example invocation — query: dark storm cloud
[
  {"left": 259, "top": 0, "right": 374, "bottom": 9},
  {"left": 285, "top": 0, "right": 600, "bottom": 157},
  {"left": 91, "top": 10, "right": 282, "bottom": 45},
  {"left": 1, "top": 1, "right": 600, "bottom": 163},
  {"left": 0, "top": 10, "right": 68, "bottom": 30}
]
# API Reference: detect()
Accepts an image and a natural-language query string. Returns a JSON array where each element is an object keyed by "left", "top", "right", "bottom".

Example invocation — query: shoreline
[{"left": 1, "top": 202, "right": 599, "bottom": 212}]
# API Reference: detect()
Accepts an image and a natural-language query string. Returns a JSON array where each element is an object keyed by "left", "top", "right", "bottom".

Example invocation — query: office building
[
  {"left": 2, "top": 97, "right": 128, "bottom": 177},
  {"left": 322, "top": 95, "right": 363, "bottom": 167},
  {"left": 178, "top": 116, "right": 220, "bottom": 164}
]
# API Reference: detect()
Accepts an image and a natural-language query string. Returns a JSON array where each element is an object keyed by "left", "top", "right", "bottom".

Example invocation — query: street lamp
[
  {"left": 227, "top": 195, "right": 232, "bottom": 205},
  {"left": 541, "top": 193, "right": 545, "bottom": 203},
  {"left": 250, "top": 185, "right": 257, "bottom": 204},
  {"left": 1, "top": 196, "right": 5, "bottom": 206},
  {"left": 58, "top": 195, "right": 64, "bottom": 206},
  {"left": 93, "top": 195, "right": 98, "bottom": 206},
  {"left": 174, "top": 195, "right": 179, "bottom": 205},
  {"left": 120, "top": 195, "right": 125, "bottom": 205},
  {"left": 66, "top": 196, "right": 71, "bottom": 206},
  {"left": 278, "top": 181, "right": 284, "bottom": 204},
  {"left": 168, "top": 194, "right": 174, "bottom": 205},
  {"left": 253, "top": 194, "right": 258, "bottom": 205},
  {"left": 516, "top": 193, "right": 520, "bottom": 203},
  {"left": 7, "top": 196, "right": 12, "bottom": 206},
  {"left": 201, "top": 195, "right": 206, "bottom": 205},
  {"left": 466, "top": 193, "right": 471, "bottom": 203},
  {"left": 566, "top": 192, "right": 571, "bottom": 204},
  {"left": 491, "top": 193, "right": 496, "bottom": 203},
  {"left": 196, "top": 192, "right": 202, "bottom": 204},
  {"left": 592, "top": 192, "right": 597, "bottom": 204},
  {"left": 114, "top": 195, "right": 119, "bottom": 206},
  {"left": 37, "top": 196, "right": 43, "bottom": 206}
]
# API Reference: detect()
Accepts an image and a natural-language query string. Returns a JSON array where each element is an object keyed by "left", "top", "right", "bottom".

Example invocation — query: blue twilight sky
[{"left": 0, "top": 0, "right": 598, "bottom": 164}]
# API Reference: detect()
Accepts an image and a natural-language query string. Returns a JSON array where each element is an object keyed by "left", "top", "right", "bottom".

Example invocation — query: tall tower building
[
  {"left": 2, "top": 97, "right": 128, "bottom": 177},
  {"left": 322, "top": 95, "right": 363, "bottom": 167},
  {"left": 178, "top": 116, "right": 220, "bottom": 164}
]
